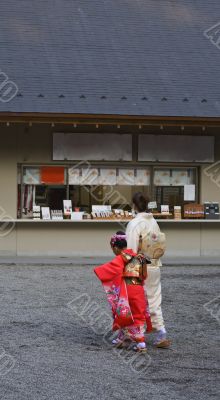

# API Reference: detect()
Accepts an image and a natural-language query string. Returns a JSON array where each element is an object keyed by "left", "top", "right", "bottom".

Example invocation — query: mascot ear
[{"left": 152, "top": 248, "right": 165, "bottom": 259}]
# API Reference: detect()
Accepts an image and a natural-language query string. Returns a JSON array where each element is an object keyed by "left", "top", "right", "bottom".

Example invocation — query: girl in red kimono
[{"left": 94, "top": 231, "right": 152, "bottom": 353}]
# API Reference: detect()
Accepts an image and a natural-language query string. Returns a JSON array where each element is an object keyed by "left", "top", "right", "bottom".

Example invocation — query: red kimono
[{"left": 94, "top": 249, "right": 152, "bottom": 343}]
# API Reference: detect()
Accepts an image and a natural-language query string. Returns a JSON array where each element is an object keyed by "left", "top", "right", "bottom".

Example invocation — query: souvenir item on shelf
[
  {"left": 63, "top": 200, "right": 72, "bottom": 219},
  {"left": 174, "top": 206, "right": 182, "bottom": 220},
  {"left": 204, "top": 202, "right": 220, "bottom": 220},
  {"left": 184, "top": 204, "right": 204, "bottom": 219},
  {"left": 83, "top": 213, "right": 91, "bottom": 220},
  {"left": 41, "top": 207, "right": 51, "bottom": 220},
  {"left": 33, "top": 205, "right": 41, "bottom": 220},
  {"left": 111, "top": 209, "right": 133, "bottom": 220},
  {"left": 161, "top": 205, "right": 170, "bottom": 215},
  {"left": 91, "top": 205, "right": 113, "bottom": 219},
  {"left": 90, "top": 206, "right": 133, "bottom": 220},
  {"left": 51, "top": 210, "right": 63, "bottom": 220},
  {"left": 113, "top": 209, "right": 121, "bottom": 218},
  {"left": 22, "top": 185, "right": 35, "bottom": 214},
  {"left": 63, "top": 200, "right": 72, "bottom": 215},
  {"left": 148, "top": 201, "right": 157, "bottom": 212},
  {"left": 151, "top": 205, "right": 172, "bottom": 219},
  {"left": 92, "top": 205, "right": 111, "bottom": 212},
  {"left": 71, "top": 212, "right": 84, "bottom": 221}
]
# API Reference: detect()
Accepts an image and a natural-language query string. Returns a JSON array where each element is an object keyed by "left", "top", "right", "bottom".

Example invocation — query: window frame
[{"left": 18, "top": 163, "right": 200, "bottom": 218}]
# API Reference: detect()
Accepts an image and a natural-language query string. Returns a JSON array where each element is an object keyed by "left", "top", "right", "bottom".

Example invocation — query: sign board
[
  {"left": 138, "top": 135, "right": 214, "bottom": 162},
  {"left": 53, "top": 133, "right": 132, "bottom": 161}
]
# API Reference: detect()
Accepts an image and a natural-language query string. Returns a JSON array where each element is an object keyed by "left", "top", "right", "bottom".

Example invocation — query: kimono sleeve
[{"left": 94, "top": 255, "right": 124, "bottom": 283}]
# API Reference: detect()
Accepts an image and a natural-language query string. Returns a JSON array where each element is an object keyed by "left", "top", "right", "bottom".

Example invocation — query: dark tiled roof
[{"left": 0, "top": 0, "right": 220, "bottom": 117}]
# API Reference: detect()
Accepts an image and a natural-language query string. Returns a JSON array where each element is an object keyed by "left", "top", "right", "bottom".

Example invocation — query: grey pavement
[
  {"left": 0, "top": 256, "right": 220, "bottom": 266},
  {"left": 0, "top": 263, "right": 219, "bottom": 400}
]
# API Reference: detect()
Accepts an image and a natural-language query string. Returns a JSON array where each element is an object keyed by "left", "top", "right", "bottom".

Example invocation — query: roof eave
[{"left": 0, "top": 112, "right": 220, "bottom": 127}]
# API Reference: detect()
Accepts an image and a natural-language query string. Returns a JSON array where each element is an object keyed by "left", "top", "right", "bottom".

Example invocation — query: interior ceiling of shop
[{"left": 0, "top": 0, "right": 220, "bottom": 117}]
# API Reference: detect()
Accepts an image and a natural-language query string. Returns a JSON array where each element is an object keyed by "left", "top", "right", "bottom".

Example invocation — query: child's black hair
[{"left": 114, "top": 231, "right": 127, "bottom": 249}]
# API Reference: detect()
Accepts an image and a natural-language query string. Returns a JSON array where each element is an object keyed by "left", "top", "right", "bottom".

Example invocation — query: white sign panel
[
  {"left": 23, "top": 168, "right": 41, "bottom": 184},
  {"left": 138, "top": 135, "right": 214, "bottom": 162},
  {"left": 41, "top": 207, "right": 51, "bottom": 220},
  {"left": 99, "top": 169, "right": 117, "bottom": 185},
  {"left": 184, "top": 185, "right": 196, "bottom": 201},
  {"left": 135, "top": 169, "right": 150, "bottom": 186},
  {"left": 81, "top": 168, "right": 99, "bottom": 185},
  {"left": 117, "top": 169, "right": 135, "bottom": 185},
  {"left": 68, "top": 168, "right": 80, "bottom": 185},
  {"left": 53, "top": 133, "right": 132, "bottom": 161}
]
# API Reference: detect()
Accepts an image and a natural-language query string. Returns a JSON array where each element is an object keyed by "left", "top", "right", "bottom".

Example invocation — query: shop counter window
[
  {"left": 17, "top": 165, "right": 151, "bottom": 219},
  {"left": 18, "top": 166, "right": 67, "bottom": 218},
  {"left": 17, "top": 165, "right": 198, "bottom": 219}
]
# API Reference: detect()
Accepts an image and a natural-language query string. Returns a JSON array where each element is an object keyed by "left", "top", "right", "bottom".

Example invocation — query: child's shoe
[
  {"left": 153, "top": 328, "right": 171, "bottom": 348},
  {"left": 112, "top": 337, "right": 123, "bottom": 347},
  {"left": 132, "top": 342, "right": 147, "bottom": 353},
  {"left": 112, "top": 331, "right": 128, "bottom": 348}
]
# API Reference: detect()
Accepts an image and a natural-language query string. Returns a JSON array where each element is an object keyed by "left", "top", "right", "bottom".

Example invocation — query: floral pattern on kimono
[
  {"left": 94, "top": 249, "right": 152, "bottom": 334},
  {"left": 102, "top": 280, "right": 134, "bottom": 330},
  {"left": 103, "top": 283, "right": 120, "bottom": 316}
]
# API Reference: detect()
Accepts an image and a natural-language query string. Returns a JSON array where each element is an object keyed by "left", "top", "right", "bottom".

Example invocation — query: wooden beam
[{"left": 0, "top": 112, "right": 220, "bottom": 127}]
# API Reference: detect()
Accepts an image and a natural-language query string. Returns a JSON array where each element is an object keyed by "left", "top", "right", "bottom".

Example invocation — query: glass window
[
  {"left": 17, "top": 164, "right": 198, "bottom": 219},
  {"left": 152, "top": 168, "right": 197, "bottom": 212},
  {"left": 19, "top": 166, "right": 67, "bottom": 218}
]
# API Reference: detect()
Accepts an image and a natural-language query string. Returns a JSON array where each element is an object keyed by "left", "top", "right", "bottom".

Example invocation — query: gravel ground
[{"left": 0, "top": 264, "right": 219, "bottom": 400}]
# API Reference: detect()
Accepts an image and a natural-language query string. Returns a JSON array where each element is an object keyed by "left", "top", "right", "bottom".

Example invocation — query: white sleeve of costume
[
  {"left": 126, "top": 220, "right": 140, "bottom": 253},
  {"left": 153, "top": 219, "right": 161, "bottom": 234}
]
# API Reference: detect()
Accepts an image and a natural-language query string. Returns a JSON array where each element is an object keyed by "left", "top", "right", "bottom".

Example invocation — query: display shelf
[{"left": 2, "top": 219, "right": 220, "bottom": 223}]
